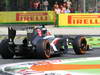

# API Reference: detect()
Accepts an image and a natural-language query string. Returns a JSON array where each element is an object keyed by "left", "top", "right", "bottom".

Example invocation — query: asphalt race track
[
  {"left": 0, "top": 48, "right": 100, "bottom": 65},
  {"left": 0, "top": 31, "right": 100, "bottom": 75},
  {"left": 0, "top": 26, "right": 100, "bottom": 66}
]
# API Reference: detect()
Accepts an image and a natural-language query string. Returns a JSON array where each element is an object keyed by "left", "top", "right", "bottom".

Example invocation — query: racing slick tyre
[
  {"left": 0, "top": 39, "right": 14, "bottom": 59},
  {"left": 36, "top": 39, "right": 51, "bottom": 59},
  {"left": 72, "top": 36, "right": 88, "bottom": 55}
]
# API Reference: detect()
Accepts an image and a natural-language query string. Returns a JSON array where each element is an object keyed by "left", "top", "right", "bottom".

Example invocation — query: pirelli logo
[
  {"left": 68, "top": 15, "right": 100, "bottom": 24},
  {"left": 16, "top": 12, "right": 49, "bottom": 22}
]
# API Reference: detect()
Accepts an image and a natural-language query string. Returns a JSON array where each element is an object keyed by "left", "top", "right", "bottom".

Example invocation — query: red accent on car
[
  {"left": 53, "top": 39, "right": 58, "bottom": 44},
  {"left": 37, "top": 29, "right": 42, "bottom": 36},
  {"left": 46, "top": 32, "right": 51, "bottom": 36}
]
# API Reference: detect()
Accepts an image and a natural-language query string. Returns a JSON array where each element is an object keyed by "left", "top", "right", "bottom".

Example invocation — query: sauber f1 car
[{"left": 0, "top": 25, "right": 89, "bottom": 59}]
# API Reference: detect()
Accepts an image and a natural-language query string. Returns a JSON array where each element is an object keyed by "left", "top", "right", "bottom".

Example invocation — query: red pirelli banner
[
  {"left": 0, "top": 11, "right": 55, "bottom": 24},
  {"left": 58, "top": 13, "right": 100, "bottom": 27}
]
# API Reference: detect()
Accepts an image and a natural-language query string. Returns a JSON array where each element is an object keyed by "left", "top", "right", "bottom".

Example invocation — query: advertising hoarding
[
  {"left": 0, "top": 11, "right": 55, "bottom": 24},
  {"left": 58, "top": 13, "right": 100, "bottom": 27}
]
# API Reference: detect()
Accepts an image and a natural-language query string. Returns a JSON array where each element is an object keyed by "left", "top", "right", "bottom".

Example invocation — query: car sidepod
[{"left": 50, "top": 38, "right": 68, "bottom": 56}]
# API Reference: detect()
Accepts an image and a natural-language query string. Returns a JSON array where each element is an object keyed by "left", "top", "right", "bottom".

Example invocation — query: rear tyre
[
  {"left": 0, "top": 39, "right": 14, "bottom": 59},
  {"left": 72, "top": 36, "right": 87, "bottom": 55},
  {"left": 36, "top": 39, "right": 51, "bottom": 59}
]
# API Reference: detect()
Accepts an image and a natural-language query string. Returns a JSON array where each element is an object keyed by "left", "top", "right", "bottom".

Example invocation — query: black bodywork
[{"left": 0, "top": 25, "right": 89, "bottom": 59}]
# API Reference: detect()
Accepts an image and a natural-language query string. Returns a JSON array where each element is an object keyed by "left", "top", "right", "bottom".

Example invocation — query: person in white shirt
[
  {"left": 43, "top": 0, "right": 49, "bottom": 11},
  {"left": 60, "top": 4, "right": 67, "bottom": 13},
  {"left": 53, "top": 2, "right": 61, "bottom": 14},
  {"left": 67, "top": 0, "right": 72, "bottom": 9}
]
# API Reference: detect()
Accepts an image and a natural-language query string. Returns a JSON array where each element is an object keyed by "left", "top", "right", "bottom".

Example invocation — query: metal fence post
[{"left": 83, "top": 0, "right": 86, "bottom": 13}]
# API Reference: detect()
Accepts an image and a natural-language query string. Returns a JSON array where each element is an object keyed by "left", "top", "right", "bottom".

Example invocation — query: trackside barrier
[
  {"left": 0, "top": 11, "right": 56, "bottom": 25},
  {"left": 1, "top": 12, "right": 100, "bottom": 27},
  {"left": 57, "top": 13, "right": 100, "bottom": 27}
]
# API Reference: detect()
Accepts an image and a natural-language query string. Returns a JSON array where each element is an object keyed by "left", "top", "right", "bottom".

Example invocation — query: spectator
[
  {"left": 70, "top": 8, "right": 75, "bottom": 13},
  {"left": 97, "top": 7, "right": 100, "bottom": 13},
  {"left": 65, "top": 8, "right": 71, "bottom": 13},
  {"left": 43, "top": 0, "right": 49, "bottom": 11},
  {"left": 77, "top": 7, "right": 83, "bottom": 13},
  {"left": 63, "top": 2, "right": 67, "bottom": 9},
  {"left": 88, "top": 8, "right": 95, "bottom": 13},
  {"left": 28, "top": 0, "right": 41, "bottom": 11},
  {"left": 67, "top": 0, "right": 72, "bottom": 9},
  {"left": 59, "top": 4, "right": 66, "bottom": 13},
  {"left": 53, "top": 1, "right": 58, "bottom": 10},
  {"left": 53, "top": 2, "right": 61, "bottom": 14},
  {"left": 62, "top": 2, "right": 71, "bottom": 13}
]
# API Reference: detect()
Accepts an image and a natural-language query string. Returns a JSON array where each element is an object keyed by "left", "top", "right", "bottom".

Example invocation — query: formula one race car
[{"left": 0, "top": 25, "right": 89, "bottom": 59}]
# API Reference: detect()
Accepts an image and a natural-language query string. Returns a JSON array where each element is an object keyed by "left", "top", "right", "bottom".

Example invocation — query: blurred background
[{"left": 0, "top": 0, "right": 100, "bottom": 13}]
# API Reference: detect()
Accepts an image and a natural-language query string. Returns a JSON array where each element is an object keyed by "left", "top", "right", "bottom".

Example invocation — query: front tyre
[
  {"left": 0, "top": 39, "right": 14, "bottom": 59},
  {"left": 72, "top": 36, "right": 87, "bottom": 55},
  {"left": 36, "top": 39, "right": 51, "bottom": 59}
]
